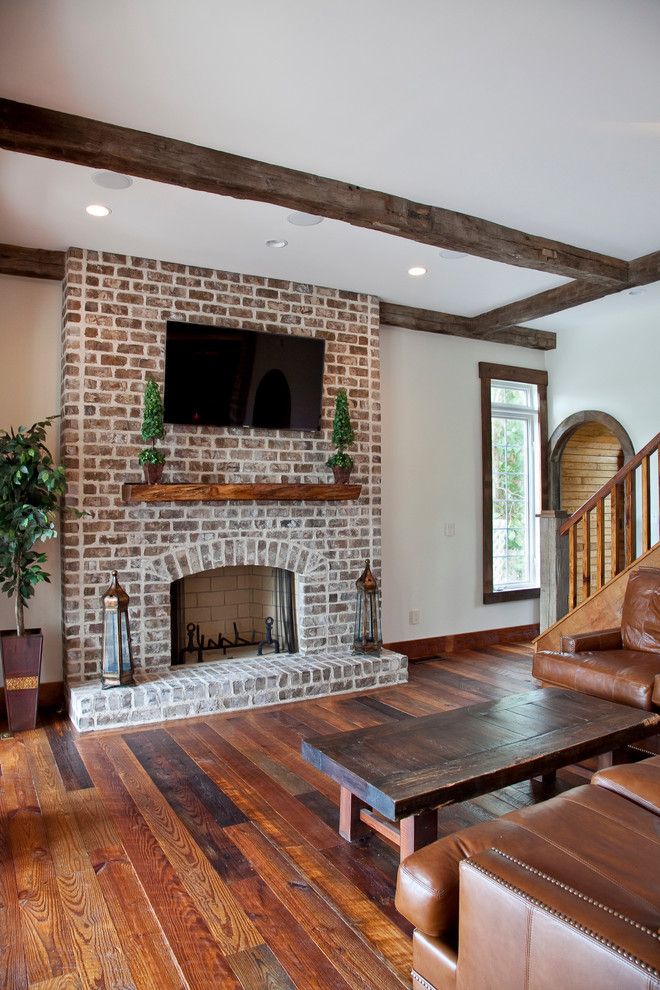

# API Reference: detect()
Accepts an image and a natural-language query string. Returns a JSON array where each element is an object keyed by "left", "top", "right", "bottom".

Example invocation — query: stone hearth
[{"left": 68, "top": 649, "right": 407, "bottom": 732}]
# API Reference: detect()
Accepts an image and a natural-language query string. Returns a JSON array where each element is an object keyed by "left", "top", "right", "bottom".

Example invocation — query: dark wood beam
[
  {"left": 0, "top": 242, "right": 65, "bottom": 280},
  {"left": 379, "top": 302, "right": 556, "bottom": 351},
  {"left": 0, "top": 98, "right": 628, "bottom": 285},
  {"left": 474, "top": 247, "right": 660, "bottom": 333}
]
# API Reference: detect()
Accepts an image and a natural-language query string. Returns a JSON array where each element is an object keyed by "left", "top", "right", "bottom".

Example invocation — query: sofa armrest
[
  {"left": 560, "top": 628, "right": 622, "bottom": 653},
  {"left": 454, "top": 849, "right": 660, "bottom": 989},
  {"left": 592, "top": 755, "right": 660, "bottom": 815}
]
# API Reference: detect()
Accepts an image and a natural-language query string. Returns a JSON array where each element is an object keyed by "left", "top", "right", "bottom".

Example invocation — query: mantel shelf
[{"left": 122, "top": 482, "right": 363, "bottom": 503}]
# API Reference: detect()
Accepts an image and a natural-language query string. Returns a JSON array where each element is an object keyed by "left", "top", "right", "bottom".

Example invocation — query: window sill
[{"left": 483, "top": 587, "right": 540, "bottom": 604}]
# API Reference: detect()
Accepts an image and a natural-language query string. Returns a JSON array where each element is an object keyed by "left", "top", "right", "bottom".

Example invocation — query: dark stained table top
[{"left": 301, "top": 688, "right": 660, "bottom": 820}]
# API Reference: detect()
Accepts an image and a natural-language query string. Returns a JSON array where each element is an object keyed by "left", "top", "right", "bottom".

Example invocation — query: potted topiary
[
  {"left": 0, "top": 417, "right": 68, "bottom": 731},
  {"left": 326, "top": 388, "right": 355, "bottom": 483},
  {"left": 138, "top": 377, "right": 166, "bottom": 484}
]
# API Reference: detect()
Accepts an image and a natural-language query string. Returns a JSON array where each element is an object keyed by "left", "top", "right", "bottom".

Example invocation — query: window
[{"left": 479, "top": 363, "right": 548, "bottom": 604}]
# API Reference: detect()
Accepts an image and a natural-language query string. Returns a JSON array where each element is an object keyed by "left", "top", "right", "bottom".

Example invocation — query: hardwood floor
[{"left": 0, "top": 643, "right": 586, "bottom": 989}]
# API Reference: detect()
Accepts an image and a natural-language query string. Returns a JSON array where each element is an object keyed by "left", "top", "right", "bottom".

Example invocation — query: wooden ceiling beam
[
  {"left": 474, "top": 248, "right": 660, "bottom": 333},
  {"left": 0, "top": 98, "right": 628, "bottom": 285},
  {"left": 0, "top": 242, "right": 65, "bottom": 280},
  {"left": 379, "top": 302, "right": 556, "bottom": 351}
]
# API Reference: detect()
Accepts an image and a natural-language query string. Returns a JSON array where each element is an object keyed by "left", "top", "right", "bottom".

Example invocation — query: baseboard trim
[
  {"left": 384, "top": 623, "right": 540, "bottom": 661},
  {"left": 0, "top": 680, "right": 64, "bottom": 714}
]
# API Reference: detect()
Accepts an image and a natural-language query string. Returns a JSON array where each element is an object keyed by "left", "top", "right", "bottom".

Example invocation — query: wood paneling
[
  {"left": 0, "top": 641, "right": 611, "bottom": 989},
  {"left": 559, "top": 423, "right": 623, "bottom": 603}
]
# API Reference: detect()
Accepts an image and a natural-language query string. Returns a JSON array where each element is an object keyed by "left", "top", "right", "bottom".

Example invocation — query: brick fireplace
[{"left": 60, "top": 248, "right": 406, "bottom": 730}]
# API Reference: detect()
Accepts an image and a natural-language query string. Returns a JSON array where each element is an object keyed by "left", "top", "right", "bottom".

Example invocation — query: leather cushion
[
  {"left": 533, "top": 648, "right": 660, "bottom": 710},
  {"left": 593, "top": 754, "right": 660, "bottom": 815},
  {"left": 622, "top": 567, "right": 660, "bottom": 653},
  {"left": 395, "top": 783, "right": 660, "bottom": 938}
]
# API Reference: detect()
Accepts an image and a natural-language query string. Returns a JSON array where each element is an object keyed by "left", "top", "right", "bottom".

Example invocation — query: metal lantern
[
  {"left": 353, "top": 559, "right": 382, "bottom": 655},
  {"left": 102, "top": 571, "right": 135, "bottom": 688}
]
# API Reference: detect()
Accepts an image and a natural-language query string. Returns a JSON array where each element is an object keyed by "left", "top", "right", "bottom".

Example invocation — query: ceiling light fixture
[
  {"left": 628, "top": 287, "right": 645, "bottom": 296},
  {"left": 86, "top": 204, "right": 111, "bottom": 217},
  {"left": 92, "top": 171, "right": 133, "bottom": 190},
  {"left": 288, "top": 212, "right": 324, "bottom": 226},
  {"left": 408, "top": 266, "right": 427, "bottom": 277},
  {"left": 265, "top": 238, "right": 288, "bottom": 249},
  {"left": 439, "top": 249, "right": 467, "bottom": 260}
]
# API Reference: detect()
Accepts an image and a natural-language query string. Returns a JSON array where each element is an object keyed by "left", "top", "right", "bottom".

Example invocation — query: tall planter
[{"left": 0, "top": 629, "right": 42, "bottom": 732}]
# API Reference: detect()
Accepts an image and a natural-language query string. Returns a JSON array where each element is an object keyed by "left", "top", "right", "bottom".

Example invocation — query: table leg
[
  {"left": 400, "top": 809, "right": 438, "bottom": 861},
  {"left": 541, "top": 770, "right": 557, "bottom": 784},
  {"left": 339, "top": 786, "right": 369, "bottom": 843}
]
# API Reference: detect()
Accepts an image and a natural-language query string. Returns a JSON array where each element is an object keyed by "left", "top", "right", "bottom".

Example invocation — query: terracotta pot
[
  {"left": 0, "top": 629, "right": 43, "bottom": 732},
  {"left": 332, "top": 466, "right": 352, "bottom": 484},
  {"left": 143, "top": 462, "right": 164, "bottom": 484}
]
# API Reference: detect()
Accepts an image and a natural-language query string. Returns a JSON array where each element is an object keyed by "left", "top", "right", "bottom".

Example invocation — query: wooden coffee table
[{"left": 301, "top": 688, "right": 660, "bottom": 861}]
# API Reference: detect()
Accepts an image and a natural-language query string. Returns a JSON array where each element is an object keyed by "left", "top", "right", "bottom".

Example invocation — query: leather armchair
[
  {"left": 533, "top": 567, "right": 660, "bottom": 710},
  {"left": 395, "top": 756, "right": 660, "bottom": 989}
]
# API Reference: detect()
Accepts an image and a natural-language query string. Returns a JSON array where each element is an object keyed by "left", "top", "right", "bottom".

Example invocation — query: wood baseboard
[
  {"left": 0, "top": 680, "right": 64, "bottom": 714},
  {"left": 384, "top": 623, "right": 540, "bottom": 661}
]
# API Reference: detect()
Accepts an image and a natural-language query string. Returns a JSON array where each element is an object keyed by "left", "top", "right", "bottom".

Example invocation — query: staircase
[{"left": 536, "top": 429, "right": 659, "bottom": 652}]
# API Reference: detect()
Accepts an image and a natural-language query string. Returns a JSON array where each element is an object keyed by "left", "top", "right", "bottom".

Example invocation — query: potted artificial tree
[
  {"left": 326, "top": 388, "right": 355, "bottom": 483},
  {"left": 138, "top": 377, "right": 166, "bottom": 484},
  {"left": 0, "top": 417, "right": 67, "bottom": 731}
]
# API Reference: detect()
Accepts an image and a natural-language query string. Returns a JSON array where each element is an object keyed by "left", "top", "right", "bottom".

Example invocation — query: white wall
[
  {"left": 544, "top": 286, "right": 660, "bottom": 448},
  {"left": 380, "top": 325, "right": 546, "bottom": 643},
  {"left": 0, "top": 275, "right": 63, "bottom": 684}
]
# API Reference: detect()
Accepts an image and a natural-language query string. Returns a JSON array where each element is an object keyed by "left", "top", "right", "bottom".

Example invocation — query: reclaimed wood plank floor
[{"left": 0, "top": 643, "right": 586, "bottom": 989}]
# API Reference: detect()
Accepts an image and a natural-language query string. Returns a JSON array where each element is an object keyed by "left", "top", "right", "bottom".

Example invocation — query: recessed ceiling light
[
  {"left": 408, "top": 266, "right": 427, "bottom": 277},
  {"left": 265, "top": 238, "right": 288, "bottom": 249},
  {"left": 92, "top": 171, "right": 133, "bottom": 190},
  {"left": 628, "top": 287, "right": 645, "bottom": 296},
  {"left": 86, "top": 204, "right": 111, "bottom": 217},
  {"left": 288, "top": 212, "right": 324, "bottom": 226},
  {"left": 439, "top": 249, "right": 468, "bottom": 260}
]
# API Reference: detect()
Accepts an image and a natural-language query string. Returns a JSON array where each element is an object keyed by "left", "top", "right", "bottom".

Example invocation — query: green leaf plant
[
  {"left": 0, "top": 417, "right": 79, "bottom": 637},
  {"left": 326, "top": 388, "right": 355, "bottom": 471},
  {"left": 139, "top": 377, "right": 166, "bottom": 468}
]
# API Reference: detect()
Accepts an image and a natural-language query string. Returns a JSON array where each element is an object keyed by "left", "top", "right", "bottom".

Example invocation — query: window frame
[{"left": 479, "top": 362, "right": 548, "bottom": 604}]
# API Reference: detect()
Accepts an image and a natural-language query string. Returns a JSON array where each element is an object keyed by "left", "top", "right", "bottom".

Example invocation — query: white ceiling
[{"left": 1, "top": 0, "right": 659, "bottom": 327}]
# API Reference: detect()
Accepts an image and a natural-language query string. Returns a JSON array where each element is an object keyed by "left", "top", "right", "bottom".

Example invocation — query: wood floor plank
[
  {"left": 45, "top": 723, "right": 93, "bottom": 792},
  {"left": 228, "top": 943, "right": 297, "bottom": 990},
  {"left": 0, "top": 741, "right": 29, "bottom": 990},
  {"left": 98, "top": 735, "right": 261, "bottom": 954},
  {"left": 78, "top": 735, "right": 244, "bottom": 989},
  {"left": 22, "top": 732, "right": 136, "bottom": 989}
]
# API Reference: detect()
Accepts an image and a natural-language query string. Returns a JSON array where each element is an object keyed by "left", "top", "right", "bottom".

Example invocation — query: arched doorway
[{"left": 549, "top": 412, "right": 634, "bottom": 601}]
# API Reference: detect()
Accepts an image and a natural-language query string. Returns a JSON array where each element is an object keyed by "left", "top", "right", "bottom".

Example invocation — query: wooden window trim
[{"left": 479, "top": 362, "right": 549, "bottom": 604}]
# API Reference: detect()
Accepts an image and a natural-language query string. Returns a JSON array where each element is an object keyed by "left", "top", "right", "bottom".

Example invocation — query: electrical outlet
[
  {"left": 444, "top": 522, "right": 456, "bottom": 537},
  {"left": 409, "top": 608, "right": 420, "bottom": 625}
]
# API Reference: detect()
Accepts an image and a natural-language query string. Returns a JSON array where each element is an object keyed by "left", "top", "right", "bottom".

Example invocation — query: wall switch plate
[
  {"left": 409, "top": 608, "right": 420, "bottom": 625},
  {"left": 444, "top": 522, "right": 456, "bottom": 537}
]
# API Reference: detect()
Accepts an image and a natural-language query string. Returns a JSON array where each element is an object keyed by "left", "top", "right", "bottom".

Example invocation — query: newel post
[{"left": 539, "top": 510, "right": 569, "bottom": 631}]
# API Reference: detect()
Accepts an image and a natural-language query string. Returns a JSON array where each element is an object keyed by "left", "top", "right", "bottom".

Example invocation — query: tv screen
[{"left": 164, "top": 321, "right": 325, "bottom": 431}]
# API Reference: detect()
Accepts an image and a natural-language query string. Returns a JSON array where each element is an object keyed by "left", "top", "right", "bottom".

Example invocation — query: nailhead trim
[
  {"left": 464, "top": 850, "right": 659, "bottom": 977},
  {"left": 411, "top": 970, "right": 436, "bottom": 990}
]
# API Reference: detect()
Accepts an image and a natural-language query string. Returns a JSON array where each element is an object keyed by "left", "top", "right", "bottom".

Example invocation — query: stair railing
[{"left": 559, "top": 430, "right": 660, "bottom": 611}]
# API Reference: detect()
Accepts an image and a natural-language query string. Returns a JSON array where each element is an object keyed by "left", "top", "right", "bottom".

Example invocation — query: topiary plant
[
  {"left": 0, "top": 417, "right": 68, "bottom": 636},
  {"left": 326, "top": 388, "right": 355, "bottom": 472},
  {"left": 139, "top": 377, "right": 165, "bottom": 474}
]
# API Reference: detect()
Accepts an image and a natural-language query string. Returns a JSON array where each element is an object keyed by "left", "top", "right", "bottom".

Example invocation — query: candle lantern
[
  {"left": 353, "top": 559, "right": 382, "bottom": 655},
  {"left": 102, "top": 571, "right": 135, "bottom": 688}
]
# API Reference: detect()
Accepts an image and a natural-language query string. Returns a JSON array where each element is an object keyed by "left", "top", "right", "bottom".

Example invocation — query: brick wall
[{"left": 60, "top": 248, "right": 382, "bottom": 684}]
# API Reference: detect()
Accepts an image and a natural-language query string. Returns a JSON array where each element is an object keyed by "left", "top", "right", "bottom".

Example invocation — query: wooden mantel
[{"left": 122, "top": 482, "right": 363, "bottom": 503}]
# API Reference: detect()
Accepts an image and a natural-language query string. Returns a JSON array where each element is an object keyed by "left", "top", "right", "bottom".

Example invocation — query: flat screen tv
[{"left": 164, "top": 321, "right": 325, "bottom": 431}]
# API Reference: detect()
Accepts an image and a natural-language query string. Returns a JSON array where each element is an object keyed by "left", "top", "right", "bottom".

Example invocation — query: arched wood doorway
[{"left": 549, "top": 411, "right": 634, "bottom": 601}]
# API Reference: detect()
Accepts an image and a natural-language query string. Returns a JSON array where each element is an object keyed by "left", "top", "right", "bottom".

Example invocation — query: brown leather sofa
[
  {"left": 395, "top": 756, "right": 660, "bottom": 989},
  {"left": 533, "top": 566, "right": 660, "bottom": 710}
]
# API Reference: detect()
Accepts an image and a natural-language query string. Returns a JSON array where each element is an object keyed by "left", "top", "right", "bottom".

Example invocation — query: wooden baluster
[
  {"left": 610, "top": 485, "right": 622, "bottom": 578},
  {"left": 641, "top": 455, "right": 651, "bottom": 553},
  {"left": 624, "top": 472, "right": 636, "bottom": 566},
  {"left": 568, "top": 524, "right": 577, "bottom": 611},
  {"left": 581, "top": 512, "right": 591, "bottom": 602},
  {"left": 595, "top": 498, "right": 605, "bottom": 590}
]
